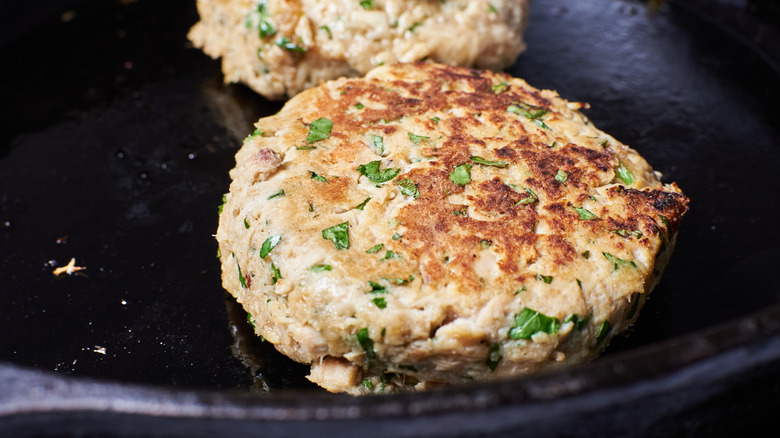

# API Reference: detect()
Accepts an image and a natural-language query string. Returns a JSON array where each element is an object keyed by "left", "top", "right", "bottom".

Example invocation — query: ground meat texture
[
  {"left": 188, "top": 0, "right": 530, "bottom": 100},
  {"left": 215, "top": 62, "right": 690, "bottom": 395}
]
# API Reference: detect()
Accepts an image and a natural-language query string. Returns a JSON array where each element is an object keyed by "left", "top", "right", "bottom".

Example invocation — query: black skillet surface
[{"left": 1, "top": 0, "right": 779, "bottom": 436}]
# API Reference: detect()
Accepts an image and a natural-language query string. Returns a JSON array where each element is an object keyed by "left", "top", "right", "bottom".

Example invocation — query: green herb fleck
[
  {"left": 408, "top": 132, "right": 429, "bottom": 145},
  {"left": 396, "top": 178, "right": 420, "bottom": 199},
  {"left": 235, "top": 254, "right": 247, "bottom": 289},
  {"left": 616, "top": 161, "right": 635, "bottom": 185},
  {"left": 491, "top": 80, "right": 508, "bottom": 94},
  {"left": 449, "top": 163, "right": 472, "bottom": 186},
  {"left": 368, "top": 281, "right": 386, "bottom": 294},
  {"left": 536, "top": 274, "right": 553, "bottom": 284},
  {"left": 430, "top": 116, "right": 440, "bottom": 124},
  {"left": 407, "top": 22, "right": 421, "bottom": 32},
  {"left": 358, "top": 160, "right": 400, "bottom": 183},
  {"left": 366, "top": 244, "right": 384, "bottom": 254},
  {"left": 246, "top": 313, "right": 256, "bottom": 329},
  {"left": 507, "top": 103, "right": 551, "bottom": 130},
  {"left": 369, "top": 134, "right": 385, "bottom": 155},
  {"left": 217, "top": 195, "right": 227, "bottom": 214},
  {"left": 514, "top": 285, "right": 527, "bottom": 295},
  {"left": 381, "top": 250, "right": 401, "bottom": 261},
  {"left": 372, "top": 297, "right": 387, "bottom": 309},
  {"left": 582, "top": 250, "right": 590, "bottom": 259},
  {"left": 270, "top": 262, "right": 282, "bottom": 284},
  {"left": 602, "top": 252, "right": 637, "bottom": 271},
  {"left": 359, "top": 0, "right": 374, "bottom": 9},
  {"left": 509, "top": 308, "right": 561, "bottom": 340},
  {"left": 486, "top": 343, "right": 502, "bottom": 371},
  {"left": 306, "top": 117, "right": 332, "bottom": 143},
  {"left": 256, "top": 1, "right": 276, "bottom": 38},
  {"left": 596, "top": 320, "right": 611, "bottom": 344},
  {"left": 308, "top": 264, "right": 332, "bottom": 272},
  {"left": 361, "top": 378, "right": 374, "bottom": 389},
  {"left": 516, "top": 187, "right": 538, "bottom": 205},
  {"left": 564, "top": 313, "right": 592, "bottom": 331},
  {"left": 243, "top": 128, "right": 263, "bottom": 143},
  {"left": 275, "top": 36, "right": 306, "bottom": 52},
  {"left": 611, "top": 229, "right": 643, "bottom": 239},
  {"left": 296, "top": 146, "right": 316, "bottom": 150},
  {"left": 355, "top": 102, "right": 365, "bottom": 110},
  {"left": 267, "top": 189, "right": 285, "bottom": 200},
  {"left": 259, "top": 235, "right": 281, "bottom": 258},
  {"left": 392, "top": 233, "right": 402, "bottom": 240},
  {"left": 573, "top": 206, "right": 599, "bottom": 220},
  {"left": 356, "top": 328, "right": 375, "bottom": 360},
  {"left": 322, "top": 222, "right": 350, "bottom": 250},
  {"left": 244, "top": 218, "right": 250, "bottom": 229},
  {"left": 355, "top": 197, "right": 371, "bottom": 210},
  {"left": 470, "top": 156, "right": 508, "bottom": 168},
  {"left": 554, "top": 169, "right": 568, "bottom": 184},
  {"left": 309, "top": 170, "right": 328, "bottom": 182}
]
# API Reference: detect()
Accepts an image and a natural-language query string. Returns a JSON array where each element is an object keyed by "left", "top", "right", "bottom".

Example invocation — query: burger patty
[
  {"left": 215, "top": 62, "right": 690, "bottom": 395},
  {"left": 188, "top": 0, "right": 530, "bottom": 100}
]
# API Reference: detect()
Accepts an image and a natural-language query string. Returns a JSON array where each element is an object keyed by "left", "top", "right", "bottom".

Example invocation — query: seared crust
[{"left": 216, "top": 62, "right": 689, "bottom": 394}]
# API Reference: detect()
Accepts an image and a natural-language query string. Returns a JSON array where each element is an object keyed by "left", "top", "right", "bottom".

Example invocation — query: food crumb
[{"left": 52, "top": 258, "right": 87, "bottom": 276}]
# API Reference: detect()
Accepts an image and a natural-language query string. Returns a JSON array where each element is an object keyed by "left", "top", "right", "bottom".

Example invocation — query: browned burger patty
[{"left": 215, "top": 62, "right": 690, "bottom": 395}]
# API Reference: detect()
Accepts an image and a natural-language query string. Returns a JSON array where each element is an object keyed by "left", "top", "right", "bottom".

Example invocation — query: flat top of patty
[{"left": 218, "top": 61, "right": 689, "bottom": 393}]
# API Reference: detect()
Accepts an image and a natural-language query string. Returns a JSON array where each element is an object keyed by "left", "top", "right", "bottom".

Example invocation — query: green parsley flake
[
  {"left": 396, "top": 178, "right": 420, "bottom": 199},
  {"left": 449, "top": 163, "right": 472, "bottom": 186},
  {"left": 369, "top": 134, "right": 385, "bottom": 156},
  {"left": 259, "top": 235, "right": 281, "bottom": 258},
  {"left": 554, "top": 170, "right": 568, "bottom": 184},
  {"left": 322, "top": 222, "right": 350, "bottom": 250},
  {"left": 270, "top": 262, "right": 282, "bottom": 284},
  {"left": 359, "top": 0, "right": 374, "bottom": 9},
  {"left": 243, "top": 128, "right": 263, "bottom": 143},
  {"left": 516, "top": 187, "right": 538, "bottom": 205},
  {"left": 306, "top": 117, "right": 332, "bottom": 143},
  {"left": 616, "top": 161, "right": 635, "bottom": 185},
  {"left": 381, "top": 250, "right": 401, "bottom": 261},
  {"left": 470, "top": 156, "right": 508, "bottom": 168},
  {"left": 368, "top": 281, "right": 386, "bottom": 294},
  {"left": 235, "top": 254, "right": 247, "bottom": 289},
  {"left": 408, "top": 132, "right": 429, "bottom": 145},
  {"left": 596, "top": 320, "right": 611, "bottom": 344},
  {"left": 573, "top": 206, "right": 599, "bottom": 220},
  {"left": 355, "top": 197, "right": 371, "bottom": 210},
  {"left": 611, "top": 229, "right": 643, "bottom": 239},
  {"left": 507, "top": 103, "right": 551, "bottom": 130},
  {"left": 217, "top": 195, "right": 227, "bottom": 214},
  {"left": 491, "top": 80, "right": 508, "bottom": 94},
  {"left": 357, "top": 160, "right": 400, "bottom": 183},
  {"left": 486, "top": 343, "right": 502, "bottom": 371},
  {"left": 536, "top": 274, "right": 553, "bottom": 284},
  {"left": 356, "top": 328, "right": 375, "bottom": 360},
  {"left": 509, "top": 308, "right": 560, "bottom": 340},
  {"left": 275, "top": 36, "right": 306, "bottom": 52},
  {"left": 355, "top": 102, "right": 364, "bottom": 109},
  {"left": 564, "top": 313, "right": 592, "bottom": 331},
  {"left": 603, "top": 252, "right": 637, "bottom": 271},
  {"left": 309, "top": 170, "right": 328, "bottom": 182},
  {"left": 372, "top": 297, "right": 387, "bottom": 309},
  {"left": 256, "top": 1, "right": 276, "bottom": 38},
  {"left": 366, "top": 243, "right": 384, "bottom": 254},
  {"left": 308, "top": 264, "right": 332, "bottom": 272},
  {"left": 243, "top": 218, "right": 250, "bottom": 229},
  {"left": 267, "top": 189, "right": 285, "bottom": 200}
]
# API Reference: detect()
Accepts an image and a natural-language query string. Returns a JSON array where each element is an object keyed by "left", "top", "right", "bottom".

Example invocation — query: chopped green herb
[
  {"left": 259, "top": 235, "right": 281, "bottom": 258},
  {"left": 361, "top": 378, "right": 374, "bottom": 389},
  {"left": 554, "top": 170, "right": 568, "bottom": 184},
  {"left": 507, "top": 103, "right": 551, "bottom": 130},
  {"left": 275, "top": 36, "right": 306, "bottom": 52},
  {"left": 430, "top": 116, "right": 440, "bottom": 124},
  {"left": 488, "top": 4, "right": 499, "bottom": 14},
  {"left": 217, "top": 195, "right": 227, "bottom": 214},
  {"left": 359, "top": 0, "right": 374, "bottom": 9},
  {"left": 616, "top": 161, "right": 635, "bottom": 185},
  {"left": 516, "top": 187, "right": 538, "bottom": 205},
  {"left": 603, "top": 252, "right": 637, "bottom": 270},
  {"left": 322, "top": 222, "right": 350, "bottom": 250},
  {"left": 470, "top": 156, "right": 508, "bottom": 168},
  {"left": 582, "top": 250, "right": 590, "bottom": 259},
  {"left": 355, "top": 197, "right": 371, "bottom": 210},
  {"left": 385, "top": 275, "right": 414, "bottom": 285},
  {"left": 296, "top": 146, "right": 316, "bottom": 150},
  {"left": 318, "top": 25, "right": 332, "bottom": 38},
  {"left": 536, "top": 274, "right": 553, "bottom": 284},
  {"left": 596, "top": 320, "right": 611, "bottom": 344},
  {"left": 235, "top": 254, "right": 247, "bottom": 289},
  {"left": 355, "top": 102, "right": 365, "bottom": 110},
  {"left": 243, "top": 128, "right": 263, "bottom": 143},
  {"left": 659, "top": 215, "right": 671, "bottom": 229},
  {"left": 576, "top": 278, "right": 582, "bottom": 289},
  {"left": 480, "top": 239, "right": 492, "bottom": 249},
  {"left": 509, "top": 308, "right": 560, "bottom": 340},
  {"left": 611, "top": 229, "right": 643, "bottom": 239},
  {"left": 392, "top": 233, "right": 402, "bottom": 240},
  {"left": 486, "top": 343, "right": 502, "bottom": 371},
  {"left": 368, "top": 281, "right": 386, "bottom": 294},
  {"left": 256, "top": 1, "right": 276, "bottom": 38},
  {"left": 408, "top": 132, "right": 429, "bottom": 145},
  {"left": 407, "top": 22, "right": 421, "bottom": 32},
  {"left": 356, "top": 327, "right": 375, "bottom": 360},
  {"left": 514, "top": 285, "right": 527, "bottom": 294},
  {"left": 306, "top": 117, "right": 332, "bottom": 142},
  {"left": 372, "top": 297, "right": 387, "bottom": 309},
  {"left": 366, "top": 244, "right": 384, "bottom": 254},
  {"left": 270, "top": 262, "right": 282, "bottom": 284},
  {"left": 573, "top": 206, "right": 599, "bottom": 220},
  {"left": 564, "top": 313, "right": 592, "bottom": 331},
  {"left": 267, "top": 189, "right": 285, "bottom": 200},
  {"left": 491, "top": 80, "right": 508, "bottom": 94},
  {"left": 244, "top": 218, "right": 250, "bottom": 229},
  {"left": 396, "top": 178, "right": 420, "bottom": 199},
  {"left": 369, "top": 134, "right": 385, "bottom": 155},
  {"left": 309, "top": 170, "right": 328, "bottom": 182},
  {"left": 381, "top": 250, "right": 401, "bottom": 261},
  {"left": 246, "top": 313, "right": 256, "bottom": 329},
  {"left": 308, "top": 264, "right": 332, "bottom": 272},
  {"left": 449, "top": 163, "right": 472, "bottom": 186},
  {"left": 357, "top": 160, "right": 400, "bottom": 183}
]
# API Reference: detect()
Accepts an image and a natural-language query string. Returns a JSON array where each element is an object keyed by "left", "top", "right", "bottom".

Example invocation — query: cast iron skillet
[{"left": 1, "top": 0, "right": 779, "bottom": 436}]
